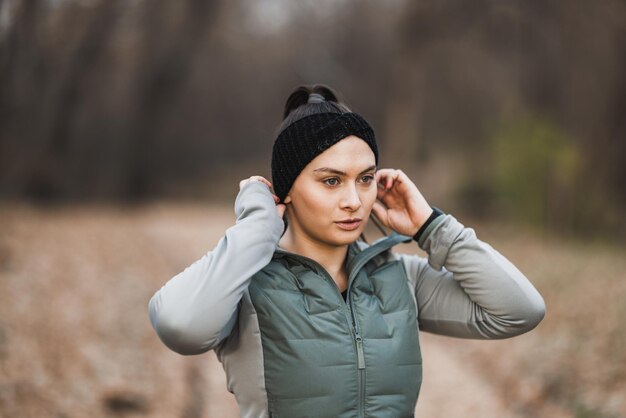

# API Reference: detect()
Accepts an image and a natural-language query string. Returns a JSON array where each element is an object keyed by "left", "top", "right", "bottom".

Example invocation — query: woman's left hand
[{"left": 371, "top": 169, "right": 433, "bottom": 236}]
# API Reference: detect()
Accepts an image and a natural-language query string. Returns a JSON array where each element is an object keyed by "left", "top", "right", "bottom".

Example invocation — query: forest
[{"left": 1, "top": 0, "right": 624, "bottom": 241}]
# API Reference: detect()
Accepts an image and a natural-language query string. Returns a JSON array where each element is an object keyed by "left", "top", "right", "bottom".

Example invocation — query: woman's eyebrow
[{"left": 313, "top": 165, "right": 377, "bottom": 176}]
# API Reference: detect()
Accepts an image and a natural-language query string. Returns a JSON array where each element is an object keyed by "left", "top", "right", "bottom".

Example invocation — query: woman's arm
[
  {"left": 398, "top": 214, "right": 546, "bottom": 339},
  {"left": 148, "top": 181, "right": 285, "bottom": 355},
  {"left": 372, "top": 168, "right": 545, "bottom": 339}
]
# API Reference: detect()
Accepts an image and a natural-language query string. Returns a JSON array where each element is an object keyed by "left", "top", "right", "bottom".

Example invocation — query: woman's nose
[{"left": 339, "top": 184, "right": 362, "bottom": 211}]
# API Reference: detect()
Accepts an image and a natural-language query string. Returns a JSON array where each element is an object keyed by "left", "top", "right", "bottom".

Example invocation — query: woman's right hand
[{"left": 239, "top": 176, "right": 286, "bottom": 219}]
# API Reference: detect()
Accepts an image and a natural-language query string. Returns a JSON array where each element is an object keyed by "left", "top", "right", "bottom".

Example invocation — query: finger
[
  {"left": 376, "top": 173, "right": 400, "bottom": 204},
  {"left": 375, "top": 172, "right": 387, "bottom": 191},
  {"left": 375, "top": 169, "right": 392, "bottom": 183},
  {"left": 371, "top": 200, "right": 389, "bottom": 227},
  {"left": 386, "top": 170, "right": 411, "bottom": 194},
  {"left": 276, "top": 203, "right": 286, "bottom": 219},
  {"left": 387, "top": 169, "right": 401, "bottom": 190},
  {"left": 378, "top": 177, "right": 399, "bottom": 197},
  {"left": 376, "top": 183, "right": 391, "bottom": 201},
  {"left": 240, "top": 176, "right": 272, "bottom": 191},
  {"left": 249, "top": 176, "right": 270, "bottom": 187},
  {"left": 376, "top": 169, "right": 398, "bottom": 190},
  {"left": 257, "top": 177, "right": 272, "bottom": 188}
]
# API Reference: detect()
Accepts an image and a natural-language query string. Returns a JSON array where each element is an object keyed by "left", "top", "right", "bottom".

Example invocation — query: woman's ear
[{"left": 284, "top": 195, "right": 292, "bottom": 204}]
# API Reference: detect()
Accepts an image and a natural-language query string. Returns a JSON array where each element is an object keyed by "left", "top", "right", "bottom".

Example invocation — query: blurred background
[{"left": 0, "top": 0, "right": 624, "bottom": 417}]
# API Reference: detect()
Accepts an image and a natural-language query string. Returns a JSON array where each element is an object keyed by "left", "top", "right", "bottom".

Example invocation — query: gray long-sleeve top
[{"left": 148, "top": 181, "right": 546, "bottom": 355}]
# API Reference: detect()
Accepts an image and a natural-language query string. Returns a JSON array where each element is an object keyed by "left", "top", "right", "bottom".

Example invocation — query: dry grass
[
  {"left": 0, "top": 202, "right": 240, "bottom": 417},
  {"left": 0, "top": 202, "right": 623, "bottom": 417},
  {"left": 449, "top": 221, "right": 626, "bottom": 418}
]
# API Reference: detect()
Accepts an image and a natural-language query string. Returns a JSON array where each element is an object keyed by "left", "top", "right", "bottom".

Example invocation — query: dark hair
[{"left": 275, "top": 84, "right": 352, "bottom": 136}]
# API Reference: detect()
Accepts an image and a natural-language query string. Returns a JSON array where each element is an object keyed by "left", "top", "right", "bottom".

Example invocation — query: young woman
[{"left": 148, "top": 84, "right": 546, "bottom": 418}]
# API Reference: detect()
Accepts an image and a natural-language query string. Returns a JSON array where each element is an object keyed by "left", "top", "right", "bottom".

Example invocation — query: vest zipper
[
  {"left": 355, "top": 335, "right": 365, "bottom": 369},
  {"left": 274, "top": 248, "right": 375, "bottom": 417},
  {"left": 347, "top": 284, "right": 366, "bottom": 418}
]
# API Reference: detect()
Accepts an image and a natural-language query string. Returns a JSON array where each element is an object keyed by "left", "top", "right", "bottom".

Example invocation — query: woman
[{"left": 148, "top": 84, "right": 546, "bottom": 418}]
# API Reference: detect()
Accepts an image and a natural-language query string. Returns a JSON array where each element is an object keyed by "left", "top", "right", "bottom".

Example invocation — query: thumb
[
  {"left": 371, "top": 201, "right": 389, "bottom": 227},
  {"left": 276, "top": 203, "right": 287, "bottom": 219}
]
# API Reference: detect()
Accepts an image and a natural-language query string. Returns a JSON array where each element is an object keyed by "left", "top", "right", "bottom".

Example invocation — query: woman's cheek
[{"left": 307, "top": 187, "right": 330, "bottom": 212}]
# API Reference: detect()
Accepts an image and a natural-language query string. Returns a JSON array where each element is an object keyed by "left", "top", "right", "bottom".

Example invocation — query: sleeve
[
  {"left": 398, "top": 214, "right": 546, "bottom": 339},
  {"left": 147, "top": 181, "right": 285, "bottom": 355}
]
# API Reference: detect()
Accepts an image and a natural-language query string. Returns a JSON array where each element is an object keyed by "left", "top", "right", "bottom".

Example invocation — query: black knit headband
[{"left": 271, "top": 112, "right": 379, "bottom": 203}]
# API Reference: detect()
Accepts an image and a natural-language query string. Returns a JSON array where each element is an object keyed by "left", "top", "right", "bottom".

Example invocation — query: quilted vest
[{"left": 248, "top": 233, "right": 422, "bottom": 418}]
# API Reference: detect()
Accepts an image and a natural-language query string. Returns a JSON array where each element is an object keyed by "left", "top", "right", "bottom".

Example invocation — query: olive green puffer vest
[{"left": 248, "top": 233, "right": 422, "bottom": 418}]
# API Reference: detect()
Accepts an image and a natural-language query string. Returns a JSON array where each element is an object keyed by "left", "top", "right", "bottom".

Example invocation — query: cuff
[
  {"left": 412, "top": 206, "right": 445, "bottom": 244},
  {"left": 418, "top": 214, "right": 464, "bottom": 271}
]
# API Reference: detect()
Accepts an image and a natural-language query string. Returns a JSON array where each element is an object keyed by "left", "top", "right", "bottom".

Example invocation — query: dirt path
[
  {"left": 0, "top": 202, "right": 520, "bottom": 417},
  {"left": 203, "top": 333, "right": 519, "bottom": 418},
  {"left": 414, "top": 333, "right": 519, "bottom": 418}
]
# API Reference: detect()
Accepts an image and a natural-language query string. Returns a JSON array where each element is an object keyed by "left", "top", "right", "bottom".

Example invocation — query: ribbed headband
[{"left": 271, "top": 112, "right": 379, "bottom": 203}]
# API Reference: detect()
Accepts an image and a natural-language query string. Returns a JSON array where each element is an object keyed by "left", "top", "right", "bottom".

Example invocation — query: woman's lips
[{"left": 335, "top": 220, "right": 362, "bottom": 231}]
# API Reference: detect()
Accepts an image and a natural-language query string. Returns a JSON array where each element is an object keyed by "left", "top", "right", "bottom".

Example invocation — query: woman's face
[{"left": 283, "top": 135, "right": 378, "bottom": 247}]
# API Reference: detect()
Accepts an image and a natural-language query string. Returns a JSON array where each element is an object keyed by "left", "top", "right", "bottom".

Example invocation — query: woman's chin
[{"left": 329, "top": 228, "right": 363, "bottom": 245}]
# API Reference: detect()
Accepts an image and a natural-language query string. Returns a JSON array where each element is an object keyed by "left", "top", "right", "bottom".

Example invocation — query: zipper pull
[{"left": 355, "top": 335, "right": 365, "bottom": 369}]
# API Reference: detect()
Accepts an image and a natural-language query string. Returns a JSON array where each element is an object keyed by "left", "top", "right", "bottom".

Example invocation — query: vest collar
[{"left": 273, "top": 233, "right": 412, "bottom": 282}]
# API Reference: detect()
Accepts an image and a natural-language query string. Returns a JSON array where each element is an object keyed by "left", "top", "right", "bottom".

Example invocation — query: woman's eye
[{"left": 323, "top": 175, "right": 374, "bottom": 187}]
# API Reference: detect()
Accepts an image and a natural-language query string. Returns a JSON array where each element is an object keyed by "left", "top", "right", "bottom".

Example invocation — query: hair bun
[
  {"left": 311, "top": 84, "right": 339, "bottom": 103},
  {"left": 307, "top": 93, "right": 326, "bottom": 104},
  {"left": 282, "top": 84, "right": 341, "bottom": 119}
]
